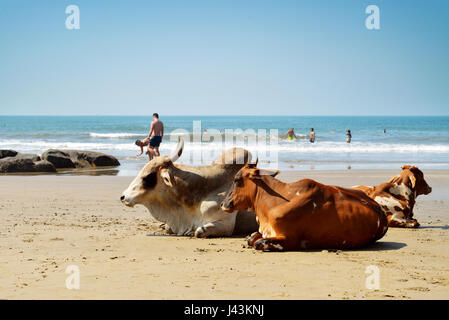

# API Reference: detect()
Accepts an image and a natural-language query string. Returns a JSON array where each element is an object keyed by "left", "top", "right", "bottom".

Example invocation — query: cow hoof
[
  {"left": 253, "top": 239, "right": 284, "bottom": 252},
  {"left": 194, "top": 226, "right": 208, "bottom": 238},
  {"left": 407, "top": 220, "right": 420, "bottom": 228},
  {"left": 247, "top": 232, "right": 262, "bottom": 247}
]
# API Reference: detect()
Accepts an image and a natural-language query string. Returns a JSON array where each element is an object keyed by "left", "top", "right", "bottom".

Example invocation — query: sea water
[{"left": 1, "top": 115, "right": 449, "bottom": 175}]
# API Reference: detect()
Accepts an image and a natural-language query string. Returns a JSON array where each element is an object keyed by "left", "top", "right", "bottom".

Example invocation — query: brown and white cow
[
  {"left": 220, "top": 163, "right": 388, "bottom": 251},
  {"left": 121, "top": 137, "right": 258, "bottom": 237},
  {"left": 352, "top": 165, "right": 432, "bottom": 228}
]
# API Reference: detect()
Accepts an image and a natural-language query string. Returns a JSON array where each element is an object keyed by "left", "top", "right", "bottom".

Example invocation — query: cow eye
[
  {"left": 142, "top": 172, "right": 157, "bottom": 189},
  {"left": 234, "top": 178, "right": 243, "bottom": 186}
]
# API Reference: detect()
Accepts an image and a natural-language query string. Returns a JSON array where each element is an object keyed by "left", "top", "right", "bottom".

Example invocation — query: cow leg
[
  {"left": 194, "top": 219, "right": 235, "bottom": 238},
  {"left": 196, "top": 199, "right": 237, "bottom": 237},
  {"left": 389, "top": 216, "right": 420, "bottom": 228},
  {"left": 159, "top": 223, "right": 174, "bottom": 234},
  {"left": 247, "top": 232, "right": 262, "bottom": 247},
  {"left": 253, "top": 236, "right": 287, "bottom": 252},
  {"left": 409, "top": 219, "right": 420, "bottom": 228}
]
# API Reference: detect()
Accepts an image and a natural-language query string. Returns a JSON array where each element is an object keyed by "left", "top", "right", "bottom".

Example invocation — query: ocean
[{"left": 1, "top": 115, "right": 449, "bottom": 175}]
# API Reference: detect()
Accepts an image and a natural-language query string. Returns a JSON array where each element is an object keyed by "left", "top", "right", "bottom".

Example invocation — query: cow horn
[
  {"left": 248, "top": 157, "right": 258, "bottom": 168},
  {"left": 169, "top": 136, "right": 184, "bottom": 162}
]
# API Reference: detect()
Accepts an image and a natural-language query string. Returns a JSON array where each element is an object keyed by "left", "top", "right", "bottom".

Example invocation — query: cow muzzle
[
  {"left": 120, "top": 194, "right": 135, "bottom": 207},
  {"left": 220, "top": 199, "right": 234, "bottom": 213}
]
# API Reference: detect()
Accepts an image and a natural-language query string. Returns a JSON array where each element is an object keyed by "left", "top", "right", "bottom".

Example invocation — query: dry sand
[{"left": 1, "top": 170, "right": 448, "bottom": 299}]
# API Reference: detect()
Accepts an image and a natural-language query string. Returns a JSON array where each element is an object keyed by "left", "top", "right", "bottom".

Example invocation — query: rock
[
  {"left": 0, "top": 150, "right": 18, "bottom": 159},
  {"left": 34, "top": 160, "right": 57, "bottom": 172},
  {"left": 41, "top": 150, "right": 75, "bottom": 168},
  {"left": 0, "top": 158, "right": 56, "bottom": 173},
  {"left": 15, "top": 153, "right": 41, "bottom": 162},
  {"left": 41, "top": 149, "right": 120, "bottom": 168},
  {"left": 65, "top": 150, "right": 120, "bottom": 168},
  {"left": 0, "top": 151, "right": 40, "bottom": 161}
]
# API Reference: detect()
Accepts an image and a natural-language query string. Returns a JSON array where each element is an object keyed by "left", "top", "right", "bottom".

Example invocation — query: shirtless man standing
[{"left": 147, "top": 113, "right": 164, "bottom": 161}]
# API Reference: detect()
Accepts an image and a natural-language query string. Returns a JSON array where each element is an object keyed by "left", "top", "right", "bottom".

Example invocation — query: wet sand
[{"left": 0, "top": 170, "right": 448, "bottom": 299}]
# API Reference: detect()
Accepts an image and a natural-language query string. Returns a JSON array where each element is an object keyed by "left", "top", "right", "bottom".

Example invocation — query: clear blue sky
[{"left": 0, "top": 0, "right": 448, "bottom": 116}]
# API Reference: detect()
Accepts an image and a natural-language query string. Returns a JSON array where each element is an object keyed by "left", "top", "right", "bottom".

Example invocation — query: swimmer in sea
[
  {"left": 309, "top": 128, "right": 315, "bottom": 143},
  {"left": 346, "top": 129, "right": 352, "bottom": 143},
  {"left": 286, "top": 128, "right": 297, "bottom": 140}
]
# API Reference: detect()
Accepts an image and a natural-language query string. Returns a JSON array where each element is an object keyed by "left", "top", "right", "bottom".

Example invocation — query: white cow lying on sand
[{"left": 121, "top": 137, "right": 258, "bottom": 237}]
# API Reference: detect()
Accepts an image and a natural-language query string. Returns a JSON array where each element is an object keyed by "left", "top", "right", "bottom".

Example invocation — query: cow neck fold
[{"left": 253, "top": 176, "right": 290, "bottom": 214}]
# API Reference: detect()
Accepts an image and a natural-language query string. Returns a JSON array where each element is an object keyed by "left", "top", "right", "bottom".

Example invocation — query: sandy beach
[{"left": 1, "top": 170, "right": 448, "bottom": 300}]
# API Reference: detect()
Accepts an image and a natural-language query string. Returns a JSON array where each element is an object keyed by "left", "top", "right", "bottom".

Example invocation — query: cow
[
  {"left": 121, "top": 137, "right": 258, "bottom": 237},
  {"left": 220, "top": 162, "right": 388, "bottom": 251},
  {"left": 352, "top": 165, "right": 432, "bottom": 228}
]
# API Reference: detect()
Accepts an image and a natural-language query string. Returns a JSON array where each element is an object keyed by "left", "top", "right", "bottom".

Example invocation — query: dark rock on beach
[
  {"left": 0, "top": 158, "right": 56, "bottom": 173},
  {"left": 0, "top": 150, "right": 18, "bottom": 159},
  {"left": 0, "top": 148, "right": 119, "bottom": 173},
  {"left": 42, "top": 149, "right": 120, "bottom": 168},
  {"left": 41, "top": 150, "right": 76, "bottom": 169},
  {"left": 66, "top": 150, "right": 120, "bottom": 168},
  {"left": 14, "top": 153, "right": 42, "bottom": 162}
]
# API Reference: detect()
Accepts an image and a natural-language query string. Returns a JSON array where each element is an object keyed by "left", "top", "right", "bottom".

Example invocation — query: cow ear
[
  {"left": 409, "top": 175, "right": 416, "bottom": 189},
  {"left": 258, "top": 169, "right": 280, "bottom": 177},
  {"left": 248, "top": 158, "right": 258, "bottom": 168},
  {"left": 160, "top": 168, "right": 175, "bottom": 187},
  {"left": 248, "top": 168, "right": 279, "bottom": 179}
]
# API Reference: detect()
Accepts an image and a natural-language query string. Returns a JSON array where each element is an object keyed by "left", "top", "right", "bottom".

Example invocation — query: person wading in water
[
  {"left": 309, "top": 128, "right": 316, "bottom": 143},
  {"left": 346, "top": 129, "right": 352, "bottom": 143},
  {"left": 286, "top": 128, "right": 297, "bottom": 141}
]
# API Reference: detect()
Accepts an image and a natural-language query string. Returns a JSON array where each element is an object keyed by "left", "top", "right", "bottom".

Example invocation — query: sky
[{"left": 0, "top": 0, "right": 448, "bottom": 116}]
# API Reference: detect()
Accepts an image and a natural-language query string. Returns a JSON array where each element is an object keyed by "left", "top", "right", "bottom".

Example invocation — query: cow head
[
  {"left": 389, "top": 165, "right": 432, "bottom": 196},
  {"left": 121, "top": 137, "right": 184, "bottom": 207},
  {"left": 221, "top": 160, "right": 279, "bottom": 212}
]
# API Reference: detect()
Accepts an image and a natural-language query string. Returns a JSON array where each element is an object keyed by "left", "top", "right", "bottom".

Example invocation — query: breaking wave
[{"left": 2, "top": 139, "right": 449, "bottom": 154}]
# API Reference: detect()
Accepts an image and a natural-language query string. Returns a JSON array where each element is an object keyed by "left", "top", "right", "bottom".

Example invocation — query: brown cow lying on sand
[
  {"left": 220, "top": 162, "right": 388, "bottom": 251},
  {"left": 352, "top": 165, "right": 432, "bottom": 228}
]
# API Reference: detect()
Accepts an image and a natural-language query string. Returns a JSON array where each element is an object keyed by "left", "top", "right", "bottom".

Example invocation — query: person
[
  {"left": 286, "top": 128, "right": 297, "bottom": 140},
  {"left": 383, "top": 128, "right": 387, "bottom": 134},
  {"left": 346, "top": 129, "right": 352, "bottom": 143},
  {"left": 309, "top": 128, "right": 315, "bottom": 143},
  {"left": 136, "top": 113, "right": 164, "bottom": 161},
  {"left": 135, "top": 138, "right": 149, "bottom": 157},
  {"left": 147, "top": 113, "right": 164, "bottom": 160}
]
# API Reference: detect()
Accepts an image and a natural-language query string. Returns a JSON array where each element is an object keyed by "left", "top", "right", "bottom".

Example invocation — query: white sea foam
[
  {"left": 2, "top": 139, "right": 449, "bottom": 154},
  {"left": 88, "top": 132, "right": 142, "bottom": 138}
]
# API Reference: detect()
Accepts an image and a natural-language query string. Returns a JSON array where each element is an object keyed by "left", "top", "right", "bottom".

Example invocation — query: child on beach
[{"left": 135, "top": 138, "right": 150, "bottom": 157}]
